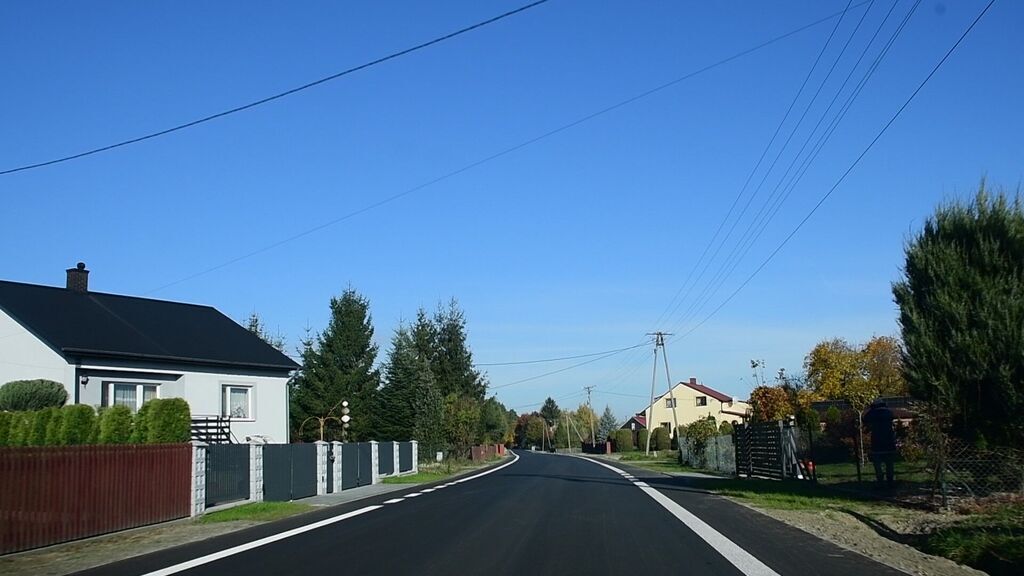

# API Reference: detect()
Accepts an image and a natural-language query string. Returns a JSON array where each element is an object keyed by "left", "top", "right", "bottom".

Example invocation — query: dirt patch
[
  {"left": 0, "top": 519, "right": 260, "bottom": 576},
  {"left": 739, "top": 503, "right": 987, "bottom": 576}
]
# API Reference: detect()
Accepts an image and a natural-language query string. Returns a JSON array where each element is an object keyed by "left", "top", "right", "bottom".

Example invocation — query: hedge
[
  {"left": 637, "top": 429, "right": 649, "bottom": 451},
  {"left": 0, "top": 379, "right": 68, "bottom": 411},
  {"left": 0, "top": 397, "right": 192, "bottom": 446},
  {"left": 99, "top": 405, "right": 133, "bottom": 444},
  {"left": 651, "top": 427, "right": 671, "bottom": 450},
  {"left": 612, "top": 429, "right": 634, "bottom": 452},
  {"left": 145, "top": 398, "right": 191, "bottom": 443}
]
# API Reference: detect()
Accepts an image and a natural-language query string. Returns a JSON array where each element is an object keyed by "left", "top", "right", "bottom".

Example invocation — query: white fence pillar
[
  {"left": 411, "top": 441, "right": 419, "bottom": 473},
  {"left": 331, "top": 441, "right": 344, "bottom": 493},
  {"left": 370, "top": 441, "right": 380, "bottom": 485},
  {"left": 249, "top": 442, "right": 264, "bottom": 503},
  {"left": 315, "top": 441, "right": 328, "bottom": 495},
  {"left": 393, "top": 442, "right": 400, "bottom": 476},
  {"left": 191, "top": 441, "right": 207, "bottom": 517}
]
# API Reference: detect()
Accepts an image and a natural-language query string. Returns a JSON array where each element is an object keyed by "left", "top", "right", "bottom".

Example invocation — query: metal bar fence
[{"left": 0, "top": 444, "right": 191, "bottom": 555}]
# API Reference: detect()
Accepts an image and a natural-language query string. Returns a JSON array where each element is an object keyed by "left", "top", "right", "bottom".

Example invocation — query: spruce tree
[{"left": 290, "top": 289, "right": 379, "bottom": 441}]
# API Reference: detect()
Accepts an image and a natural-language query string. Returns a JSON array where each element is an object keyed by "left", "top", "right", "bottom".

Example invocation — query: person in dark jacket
[{"left": 863, "top": 400, "right": 896, "bottom": 486}]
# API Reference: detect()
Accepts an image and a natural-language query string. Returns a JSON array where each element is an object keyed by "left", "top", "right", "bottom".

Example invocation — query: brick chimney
[
  {"left": 66, "top": 262, "right": 89, "bottom": 293},
  {"left": 689, "top": 377, "right": 697, "bottom": 385}
]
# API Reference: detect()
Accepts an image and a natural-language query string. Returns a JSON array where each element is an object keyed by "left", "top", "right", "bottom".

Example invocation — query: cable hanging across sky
[{"left": 0, "top": 0, "right": 551, "bottom": 177}]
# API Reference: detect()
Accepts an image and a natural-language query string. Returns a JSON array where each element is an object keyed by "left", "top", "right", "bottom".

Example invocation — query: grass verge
[
  {"left": 383, "top": 456, "right": 504, "bottom": 485},
  {"left": 197, "top": 502, "right": 312, "bottom": 524}
]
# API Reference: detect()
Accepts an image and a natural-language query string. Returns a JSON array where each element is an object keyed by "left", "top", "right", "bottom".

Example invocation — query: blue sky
[{"left": 2, "top": 1, "right": 1021, "bottom": 420}]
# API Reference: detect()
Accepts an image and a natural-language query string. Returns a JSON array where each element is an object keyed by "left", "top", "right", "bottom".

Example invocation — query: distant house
[
  {"left": 622, "top": 377, "right": 749, "bottom": 439},
  {"left": 0, "top": 263, "right": 298, "bottom": 442}
]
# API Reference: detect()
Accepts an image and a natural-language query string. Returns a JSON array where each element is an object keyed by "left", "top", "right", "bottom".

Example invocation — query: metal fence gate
[
  {"left": 339, "top": 442, "right": 374, "bottom": 489},
  {"left": 398, "top": 442, "right": 413, "bottom": 473},
  {"left": 263, "top": 444, "right": 317, "bottom": 501},
  {"left": 326, "top": 443, "right": 335, "bottom": 493},
  {"left": 379, "top": 442, "right": 395, "bottom": 476},
  {"left": 205, "top": 444, "right": 250, "bottom": 507},
  {"left": 734, "top": 421, "right": 802, "bottom": 480}
]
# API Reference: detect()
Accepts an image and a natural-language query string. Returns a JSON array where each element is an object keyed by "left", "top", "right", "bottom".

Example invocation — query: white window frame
[
  {"left": 222, "top": 384, "right": 254, "bottom": 421},
  {"left": 106, "top": 381, "right": 160, "bottom": 412},
  {"left": 665, "top": 398, "right": 676, "bottom": 408}
]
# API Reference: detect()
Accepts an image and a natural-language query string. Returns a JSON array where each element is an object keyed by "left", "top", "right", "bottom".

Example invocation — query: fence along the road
[
  {"left": 206, "top": 444, "right": 250, "bottom": 506},
  {"left": 679, "top": 434, "right": 736, "bottom": 475},
  {"left": 0, "top": 444, "right": 191, "bottom": 555},
  {"left": 734, "top": 421, "right": 805, "bottom": 480}
]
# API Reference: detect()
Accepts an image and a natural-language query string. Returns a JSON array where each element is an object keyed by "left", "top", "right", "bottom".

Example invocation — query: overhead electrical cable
[
  {"left": 142, "top": 5, "right": 859, "bottom": 295},
  {"left": 671, "top": 0, "right": 996, "bottom": 345},
  {"left": 475, "top": 342, "right": 648, "bottom": 366},
  {"left": 490, "top": 344, "right": 645, "bottom": 390},
  {"left": 0, "top": 0, "right": 551, "bottom": 177}
]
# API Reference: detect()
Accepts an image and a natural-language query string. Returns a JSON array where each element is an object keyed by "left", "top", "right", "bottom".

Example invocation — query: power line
[
  {"left": 491, "top": 343, "right": 646, "bottom": 390},
  {"left": 0, "top": 1, "right": 551, "bottom": 177},
  {"left": 143, "top": 5, "right": 859, "bottom": 295},
  {"left": 673, "top": 0, "right": 996, "bottom": 344},
  {"left": 475, "top": 342, "right": 648, "bottom": 366}
]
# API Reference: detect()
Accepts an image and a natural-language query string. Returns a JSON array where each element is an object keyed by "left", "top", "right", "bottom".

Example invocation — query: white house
[{"left": 0, "top": 263, "right": 298, "bottom": 442}]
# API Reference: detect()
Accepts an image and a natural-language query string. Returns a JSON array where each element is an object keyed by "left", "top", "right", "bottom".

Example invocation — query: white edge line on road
[
  {"left": 582, "top": 457, "right": 780, "bottom": 576},
  {"left": 141, "top": 506, "right": 382, "bottom": 576},
  {"left": 383, "top": 499, "right": 404, "bottom": 504},
  {"left": 405, "top": 493, "right": 423, "bottom": 497},
  {"left": 145, "top": 452, "right": 520, "bottom": 576}
]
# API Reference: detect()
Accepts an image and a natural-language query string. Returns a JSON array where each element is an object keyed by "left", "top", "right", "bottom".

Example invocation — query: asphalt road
[{"left": 81, "top": 451, "right": 904, "bottom": 576}]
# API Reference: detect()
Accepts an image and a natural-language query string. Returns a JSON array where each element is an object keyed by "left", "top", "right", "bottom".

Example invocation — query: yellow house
[{"left": 625, "top": 377, "right": 749, "bottom": 436}]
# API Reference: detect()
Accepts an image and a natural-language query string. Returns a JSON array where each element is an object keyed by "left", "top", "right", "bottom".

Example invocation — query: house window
[
  {"left": 222, "top": 385, "right": 252, "bottom": 419},
  {"left": 696, "top": 396, "right": 707, "bottom": 407},
  {"left": 108, "top": 382, "right": 159, "bottom": 412},
  {"left": 665, "top": 398, "right": 677, "bottom": 408},
  {"left": 661, "top": 422, "right": 671, "bottom": 430}
]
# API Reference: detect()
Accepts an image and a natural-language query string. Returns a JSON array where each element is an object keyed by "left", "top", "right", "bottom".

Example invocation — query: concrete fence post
[
  {"left": 393, "top": 442, "right": 400, "bottom": 476},
  {"left": 411, "top": 441, "right": 419, "bottom": 473},
  {"left": 331, "top": 441, "right": 344, "bottom": 493},
  {"left": 249, "top": 442, "right": 264, "bottom": 503},
  {"left": 315, "top": 441, "right": 328, "bottom": 495},
  {"left": 370, "top": 441, "right": 380, "bottom": 485},
  {"left": 190, "top": 441, "right": 208, "bottom": 517}
]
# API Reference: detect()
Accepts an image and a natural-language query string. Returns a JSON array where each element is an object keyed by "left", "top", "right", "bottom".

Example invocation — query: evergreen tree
[
  {"left": 478, "top": 397, "right": 509, "bottom": 443},
  {"left": 374, "top": 327, "right": 419, "bottom": 441},
  {"left": 539, "top": 397, "right": 561, "bottom": 426},
  {"left": 431, "top": 300, "right": 487, "bottom": 401},
  {"left": 894, "top": 186, "right": 1024, "bottom": 446},
  {"left": 597, "top": 405, "right": 618, "bottom": 442},
  {"left": 244, "top": 311, "right": 285, "bottom": 352},
  {"left": 290, "top": 289, "right": 379, "bottom": 441}
]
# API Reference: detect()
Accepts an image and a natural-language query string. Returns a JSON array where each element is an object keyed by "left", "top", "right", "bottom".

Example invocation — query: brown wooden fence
[{"left": 0, "top": 444, "right": 191, "bottom": 555}]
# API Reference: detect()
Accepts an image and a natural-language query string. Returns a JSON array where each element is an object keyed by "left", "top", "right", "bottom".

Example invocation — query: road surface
[{"left": 80, "top": 450, "right": 902, "bottom": 576}]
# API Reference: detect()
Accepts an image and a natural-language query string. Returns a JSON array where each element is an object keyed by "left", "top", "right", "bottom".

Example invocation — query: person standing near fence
[{"left": 863, "top": 400, "right": 896, "bottom": 487}]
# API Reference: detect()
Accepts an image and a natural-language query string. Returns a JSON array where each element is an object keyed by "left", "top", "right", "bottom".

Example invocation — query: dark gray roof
[{"left": 0, "top": 280, "right": 298, "bottom": 373}]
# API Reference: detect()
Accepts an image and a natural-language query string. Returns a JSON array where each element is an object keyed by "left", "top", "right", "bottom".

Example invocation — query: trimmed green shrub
[
  {"left": 45, "top": 408, "right": 65, "bottom": 445},
  {"left": 612, "top": 429, "right": 634, "bottom": 452},
  {"left": 99, "top": 405, "right": 133, "bottom": 444},
  {"left": 637, "top": 429, "right": 649, "bottom": 451},
  {"left": 8, "top": 412, "right": 33, "bottom": 446},
  {"left": 652, "top": 427, "right": 671, "bottom": 450},
  {"left": 0, "top": 379, "right": 68, "bottom": 411},
  {"left": 60, "top": 405, "right": 96, "bottom": 445},
  {"left": 0, "top": 411, "right": 11, "bottom": 446},
  {"left": 718, "top": 420, "right": 734, "bottom": 435},
  {"left": 30, "top": 407, "right": 57, "bottom": 446},
  {"left": 145, "top": 398, "right": 191, "bottom": 443},
  {"left": 130, "top": 402, "right": 152, "bottom": 443}
]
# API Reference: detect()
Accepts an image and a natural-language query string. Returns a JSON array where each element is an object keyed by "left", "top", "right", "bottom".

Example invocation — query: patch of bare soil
[
  {"left": 743, "top": 504, "right": 987, "bottom": 576},
  {"left": 0, "top": 519, "right": 260, "bottom": 576}
]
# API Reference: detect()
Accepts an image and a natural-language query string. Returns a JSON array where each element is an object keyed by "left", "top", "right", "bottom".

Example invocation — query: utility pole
[
  {"left": 564, "top": 412, "right": 571, "bottom": 453},
  {"left": 583, "top": 385, "right": 596, "bottom": 445},
  {"left": 645, "top": 332, "right": 679, "bottom": 454}
]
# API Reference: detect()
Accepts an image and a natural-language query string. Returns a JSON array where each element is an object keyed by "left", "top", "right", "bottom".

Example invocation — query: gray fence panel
[
  {"left": 398, "top": 442, "right": 413, "bottom": 472},
  {"left": 341, "top": 443, "right": 358, "bottom": 490},
  {"left": 205, "top": 444, "right": 250, "bottom": 507},
  {"left": 263, "top": 444, "right": 293, "bottom": 501},
  {"left": 357, "top": 443, "right": 372, "bottom": 487},
  {"left": 290, "top": 444, "right": 317, "bottom": 500},
  {"left": 326, "top": 444, "right": 335, "bottom": 493},
  {"left": 378, "top": 442, "right": 395, "bottom": 476}
]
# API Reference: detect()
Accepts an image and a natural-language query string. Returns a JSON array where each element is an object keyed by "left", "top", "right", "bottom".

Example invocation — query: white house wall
[
  {"left": 180, "top": 370, "right": 289, "bottom": 443},
  {"left": 0, "top": 308, "right": 73, "bottom": 400}
]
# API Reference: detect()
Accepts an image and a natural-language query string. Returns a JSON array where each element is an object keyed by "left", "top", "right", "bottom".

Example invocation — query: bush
[
  {"left": 612, "top": 429, "right": 634, "bottom": 452},
  {"left": 651, "top": 427, "right": 671, "bottom": 450},
  {"left": 60, "top": 405, "right": 96, "bottom": 445},
  {"left": 0, "top": 411, "right": 11, "bottom": 446},
  {"left": 145, "top": 398, "right": 191, "bottom": 443},
  {"left": 130, "top": 402, "right": 152, "bottom": 443},
  {"left": 637, "top": 429, "right": 649, "bottom": 451},
  {"left": 99, "top": 405, "right": 133, "bottom": 444},
  {"left": 45, "top": 408, "right": 65, "bottom": 445},
  {"left": 0, "top": 379, "right": 68, "bottom": 411},
  {"left": 7, "top": 412, "right": 33, "bottom": 446},
  {"left": 718, "top": 420, "right": 734, "bottom": 435},
  {"left": 30, "top": 407, "right": 57, "bottom": 446}
]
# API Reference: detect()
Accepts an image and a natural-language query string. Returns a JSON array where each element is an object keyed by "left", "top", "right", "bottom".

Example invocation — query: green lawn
[
  {"left": 197, "top": 502, "right": 312, "bottom": 524},
  {"left": 382, "top": 470, "right": 449, "bottom": 484},
  {"left": 813, "top": 460, "right": 933, "bottom": 486},
  {"left": 383, "top": 457, "right": 503, "bottom": 484}
]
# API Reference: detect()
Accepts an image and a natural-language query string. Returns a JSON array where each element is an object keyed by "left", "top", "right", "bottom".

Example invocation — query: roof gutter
[{"left": 62, "top": 347, "right": 299, "bottom": 372}]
